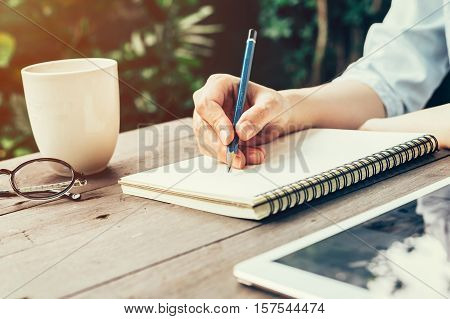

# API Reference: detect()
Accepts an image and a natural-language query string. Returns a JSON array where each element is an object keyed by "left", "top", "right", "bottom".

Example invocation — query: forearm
[
  {"left": 279, "top": 80, "right": 386, "bottom": 130},
  {"left": 360, "top": 104, "right": 450, "bottom": 149}
]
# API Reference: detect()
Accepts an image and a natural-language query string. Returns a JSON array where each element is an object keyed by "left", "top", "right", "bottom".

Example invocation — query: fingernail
[
  {"left": 219, "top": 130, "right": 230, "bottom": 145},
  {"left": 233, "top": 153, "right": 246, "bottom": 169},
  {"left": 257, "top": 147, "right": 266, "bottom": 156},
  {"left": 238, "top": 121, "right": 257, "bottom": 140},
  {"left": 246, "top": 152, "right": 260, "bottom": 164},
  {"left": 247, "top": 150, "right": 265, "bottom": 164}
]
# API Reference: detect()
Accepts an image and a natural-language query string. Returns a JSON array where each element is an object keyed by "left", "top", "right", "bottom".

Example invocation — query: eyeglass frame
[{"left": 0, "top": 157, "right": 87, "bottom": 201}]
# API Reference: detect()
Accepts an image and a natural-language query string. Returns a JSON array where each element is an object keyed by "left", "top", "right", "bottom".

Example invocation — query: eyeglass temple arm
[
  {"left": 0, "top": 189, "right": 82, "bottom": 201},
  {"left": 0, "top": 190, "right": 18, "bottom": 198},
  {"left": 17, "top": 179, "right": 87, "bottom": 193},
  {"left": 0, "top": 177, "right": 86, "bottom": 201}
]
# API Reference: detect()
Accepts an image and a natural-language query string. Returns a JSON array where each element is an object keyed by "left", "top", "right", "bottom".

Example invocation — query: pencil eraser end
[{"left": 248, "top": 29, "right": 257, "bottom": 41}]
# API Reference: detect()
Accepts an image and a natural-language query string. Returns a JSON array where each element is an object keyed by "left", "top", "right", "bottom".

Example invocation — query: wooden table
[{"left": 0, "top": 118, "right": 449, "bottom": 299}]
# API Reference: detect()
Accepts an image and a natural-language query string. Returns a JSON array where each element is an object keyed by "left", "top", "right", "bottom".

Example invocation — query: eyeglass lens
[{"left": 12, "top": 160, "right": 74, "bottom": 199}]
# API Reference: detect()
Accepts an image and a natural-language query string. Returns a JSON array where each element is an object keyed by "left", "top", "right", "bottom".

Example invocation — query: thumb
[{"left": 236, "top": 92, "right": 283, "bottom": 141}]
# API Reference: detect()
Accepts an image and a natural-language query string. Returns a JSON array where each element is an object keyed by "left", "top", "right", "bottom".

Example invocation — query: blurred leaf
[
  {"left": 262, "top": 17, "right": 294, "bottom": 39},
  {"left": 179, "top": 5, "right": 214, "bottom": 29},
  {"left": 13, "top": 147, "right": 32, "bottom": 157},
  {"left": 157, "top": 0, "right": 173, "bottom": 8},
  {"left": 181, "top": 34, "right": 214, "bottom": 47},
  {"left": 6, "top": 0, "right": 23, "bottom": 7},
  {"left": 41, "top": 3, "right": 54, "bottom": 16},
  {"left": 0, "top": 32, "right": 16, "bottom": 68},
  {"left": 9, "top": 94, "right": 32, "bottom": 135},
  {"left": 141, "top": 67, "right": 158, "bottom": 79},
  {"left": 185, "top": 24, "right": 223, "bottom": 35},
  {"left": 108, "top": 49, "right": 123, "bottom": 61},
  {"left": 144, "top": 33, "right": 157, "bottom": 46},
  {"left": 0, "top": 136, "right": 15, "bottom": 150},
  {"left": 299, "top": 23, "right": 314, "bottom": 39},
  {"left": 134, "top": 92, "right": 158, "bottom": 113},
  {"left": 303, "top": 0, "right": 316, "bottom": 9},
  {"left": 130, "top": 31, "right": 146, "bottom": 56}
]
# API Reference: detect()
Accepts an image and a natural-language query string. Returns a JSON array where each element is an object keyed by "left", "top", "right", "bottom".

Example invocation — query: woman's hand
[
  {"left": 192, "top": 74, "right": 295, "bottom": 169},
  {"left": 360, "top": 104, "right": 450, "bottom": 149},
  {"left": 192, "top": 75, "right": 390, "bottom": 169}
]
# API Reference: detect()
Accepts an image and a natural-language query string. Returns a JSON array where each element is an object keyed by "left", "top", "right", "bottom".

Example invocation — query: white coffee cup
[{"left": 21, "top": 58, "right": 120, "bottom": 175}]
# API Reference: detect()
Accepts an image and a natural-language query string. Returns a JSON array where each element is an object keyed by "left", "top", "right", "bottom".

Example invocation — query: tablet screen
[{"left": 275, "top": 184, "right": 450, "bottom": 298}]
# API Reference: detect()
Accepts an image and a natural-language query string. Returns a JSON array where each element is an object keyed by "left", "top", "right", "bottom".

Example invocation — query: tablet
[{"left": 234, "top": 177, "right": 450, "bottom": 298}]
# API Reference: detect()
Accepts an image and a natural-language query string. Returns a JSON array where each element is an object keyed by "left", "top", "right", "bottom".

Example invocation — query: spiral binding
[{"left": 256, "top": 135, "right": 438, "bottom": 215}]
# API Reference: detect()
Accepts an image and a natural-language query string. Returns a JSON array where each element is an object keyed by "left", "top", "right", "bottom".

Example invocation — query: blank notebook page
[{"left": 121, "top": 129, "right": 424, "bottom": 205}]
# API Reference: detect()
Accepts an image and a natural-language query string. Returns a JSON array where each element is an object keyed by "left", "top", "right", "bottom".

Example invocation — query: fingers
[
  {"left": 242, "top": 146, "right": 266, "bottom": 165},
  {"left": 193, "top": 74, "right": 239, "bottom": 145},
  {"left": 239, "top": 125, "right": 283, "bottom": 147},
  {"left": 193, "top": 111, "right": 246, "bottom": 169},
  {"left": 196, "top": 99, "right": 233, "bottom": 145},
  {"left": 193, "top": 111, "right": 266, "bottom": 167},
  {"left": 236, "top": 91, "right": 284, "bottom": 141},
  {"left": 232, "top": 149, "right": 246, "bottom": 169},
  {"left": 192, "top": 74, "right": 285, "bottom": 168}
]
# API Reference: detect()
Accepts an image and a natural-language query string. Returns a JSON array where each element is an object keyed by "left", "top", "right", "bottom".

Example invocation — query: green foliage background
[
  {"left": 0, "top": 0, "right": 224, "bottom": 159},
  {"left": 0, "top": 0, "right": 397, "bottom": 160},
  {"left": 258, "top": 0, "right": 391, "bottom": 87}
]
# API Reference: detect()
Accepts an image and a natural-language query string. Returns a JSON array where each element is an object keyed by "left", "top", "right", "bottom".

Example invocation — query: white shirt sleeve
[{"left": 335, "top": 0, "right": 449, "bottom": 117}]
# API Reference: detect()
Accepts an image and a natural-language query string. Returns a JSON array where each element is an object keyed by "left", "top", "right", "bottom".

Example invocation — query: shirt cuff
[{"left": 333, "top": 70, "right": 406, "bottom": 117}]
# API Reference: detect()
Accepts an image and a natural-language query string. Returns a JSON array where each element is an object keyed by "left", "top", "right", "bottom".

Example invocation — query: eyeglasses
[{"left": 0, "top": 158, "right": 87, "bottom": 201}]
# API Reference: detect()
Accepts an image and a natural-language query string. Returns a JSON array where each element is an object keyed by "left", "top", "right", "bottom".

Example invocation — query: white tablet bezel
[{"left": 234, "top": 177, "right": 450, "bottom": 299}]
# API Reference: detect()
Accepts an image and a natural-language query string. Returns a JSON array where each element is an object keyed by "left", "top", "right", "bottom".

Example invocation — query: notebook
[{"left": 120, "top": 129, "right": 438, "bottom": 220}]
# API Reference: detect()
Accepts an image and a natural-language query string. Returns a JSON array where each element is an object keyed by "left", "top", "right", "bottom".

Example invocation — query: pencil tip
[{"left": 226, "top": 152, "right": 235, "bottom": 173}]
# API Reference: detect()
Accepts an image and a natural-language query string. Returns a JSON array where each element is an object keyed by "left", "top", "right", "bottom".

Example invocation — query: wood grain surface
[{"left": 0, "top": 118, "right": 448, "bottom": 298}]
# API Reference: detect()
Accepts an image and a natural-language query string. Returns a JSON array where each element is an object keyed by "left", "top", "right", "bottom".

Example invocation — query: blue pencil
[{"left": 226, "top": 29, "right": 257, "bottom": 172}]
